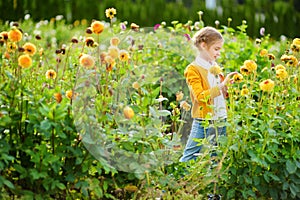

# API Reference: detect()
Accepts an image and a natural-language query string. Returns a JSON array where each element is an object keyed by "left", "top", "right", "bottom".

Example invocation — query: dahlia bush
[{"left": 0, "top": 8, "right": 299, "bottom": 200}]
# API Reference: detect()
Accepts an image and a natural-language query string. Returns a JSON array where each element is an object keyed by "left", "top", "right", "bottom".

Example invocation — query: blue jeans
[{"left": 179, "top": 119, "right": 226, "bottom": 162}]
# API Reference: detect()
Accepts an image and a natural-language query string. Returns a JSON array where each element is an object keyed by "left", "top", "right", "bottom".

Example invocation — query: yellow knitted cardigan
[{"left": 184, "top": 63, "right": 227, "bottom": 119}]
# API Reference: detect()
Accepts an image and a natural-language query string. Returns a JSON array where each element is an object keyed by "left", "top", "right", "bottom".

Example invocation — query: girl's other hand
[
  {"left": 224, "top": 71, "right": 238, "bottom": 85},
  {"left": 218, "top": 71, "right": 238, "bottom": 90}
]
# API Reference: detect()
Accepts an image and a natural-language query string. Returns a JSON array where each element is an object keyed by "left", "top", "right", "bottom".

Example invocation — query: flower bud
[{"left": 123, "top": 106, "right": 134, "bottom": 119}]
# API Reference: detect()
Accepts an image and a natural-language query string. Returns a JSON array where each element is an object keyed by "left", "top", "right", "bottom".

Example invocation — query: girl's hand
[
  {"left": 218, "top": 71, "right": 238, "bottom": 90},
  {"left": 223, "top": 72, "right": 238, "bottom": 84}
]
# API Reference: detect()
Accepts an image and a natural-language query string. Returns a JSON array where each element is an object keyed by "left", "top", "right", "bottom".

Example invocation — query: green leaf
[
  {"left": 157, "top": 110, "right": 171, "bottom": 117},
  {"left": 280, "top": 191, "right": 288, "bottom": 199},
  {"left": 244, "top": 175, "right": 252, "bottom": 184},
  {"left": 65, "top": 174, "right": 75, "bottom": 182},
  {"left": 282, "top": 181, "right": 289, "bottom": 190},
  {"left": 286, "top": 160, "right": 297, "bottom": 174},
  {"left": 229, "top": 143, "right": 238, "bottom": 151},
  {"left": 39, "top": 103, "right": 50, "bottom": 117},
  {"left": 54, "top": 103, "right": 68, "bottom": 120},
  {"left": 263, "top": 154, "right": 276, "bottom": 163},
  {"left": 57, "top": 128, "right": 67, "bottom": 138},
  {"left": 155, "top": 96, "right": 168, "bottom": 103},
  {"left": 40, "top": 119, "right": 51, "bottom": 130},
  {"left": 269, "top": 172, "right": 280, "bottom": 182},
  {"left": 129, "top": 162, "right": 139, "bottom": 170},
  {"left": 263, "top": 172, "right": 270, "bottom": 183},
  {"left": 253, "top": 176, "right": 260, "bottom": 186},
  {"left": 290, "top": 183, "right": 299, "bottom": 197},
  {"left": 1, "top": 153, "right": 14, "bottom": 162},
  {"left": 227, "top": 188, "right": 236, "bottom": 199},
  {"left": 29, "top": 169, "right": 48, "bottom": 180},
  {"left": 1, "top": 177, "right": 15, "bottom": 189},
  {"left": 0, "top": 115, "right": 12, "bottom": 126},
  {"left": 290, "top": 174, "right": 300, "bottom": 184},
  {"left": 56, "top": 182, "right": 66, "bottom": 190},
  {"left": 103, "top": 180, "right": 108, "bottom": 191},
  {"left": 13, "top": 164, "right": 27, "bottom": 179},
  {"left": 94, "top": 186, "right": 103, "bottom": 198},
  {"left": 269, "top": 187, "right": 278, "bottom": 200},
  {"left": 295, "top": 160, "right": 300, "bottom": 168}
]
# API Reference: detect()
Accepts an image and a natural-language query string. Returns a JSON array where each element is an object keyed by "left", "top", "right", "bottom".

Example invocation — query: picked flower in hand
[
  {"left": 233, "top": 73, "right": 243, "bottom": 83},
  {"left": 209, "top": 65, "right": 222, "bottom": 77}
]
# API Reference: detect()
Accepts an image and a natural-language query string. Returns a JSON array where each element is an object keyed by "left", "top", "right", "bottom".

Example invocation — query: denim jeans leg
[
  {"left": 207, "top": 124, "right": 226, "bottom": 157},
  {"left": 179, "top": 120, "right": 205, "bottom": 162},
  {"left": 180, "top": 120, "right": 227, "bottom": 162},
  {"left": 206, "top": 125, "right": 226, "bottom": 145}
]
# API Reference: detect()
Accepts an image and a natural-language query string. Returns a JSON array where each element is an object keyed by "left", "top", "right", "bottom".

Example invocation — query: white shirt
[{"left": 195, "top": 55, "right": 227, "bottom": 120}]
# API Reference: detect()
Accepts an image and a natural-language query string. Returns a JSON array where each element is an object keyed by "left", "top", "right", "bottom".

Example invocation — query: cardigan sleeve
[{"left": 184, "top": 66, "right": 221, "bottom": 103}]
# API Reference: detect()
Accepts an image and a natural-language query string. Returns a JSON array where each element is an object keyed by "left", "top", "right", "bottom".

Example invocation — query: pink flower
[
  {"left": 184, "top": 33, "right": 191, "bottom": 41},
  {"left": 260, "top": 27, "right": 265, "bottom": 36},
  {"left": 120, "top": 23, "right": 126, "bottom": 31},
  {"left": 154, "top": 24, "right": 160, "bottom": 31}
]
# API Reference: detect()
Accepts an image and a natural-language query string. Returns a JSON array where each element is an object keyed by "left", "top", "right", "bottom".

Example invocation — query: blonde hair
[{"left": 192, "top": 26, "right": 223, "bottom": 50}]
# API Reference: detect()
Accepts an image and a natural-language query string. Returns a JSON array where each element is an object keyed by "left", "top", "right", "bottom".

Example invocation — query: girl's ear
[{"left": 199, "top": 42, "right": 207, "bottom": 50}]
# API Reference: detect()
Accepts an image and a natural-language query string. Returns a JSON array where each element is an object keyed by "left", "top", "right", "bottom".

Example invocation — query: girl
[{"left": 180, "top": 26, "right": 237, "bottom": 162}]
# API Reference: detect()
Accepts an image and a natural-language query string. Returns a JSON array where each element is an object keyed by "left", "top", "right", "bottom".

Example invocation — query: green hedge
[{"left": 0, "top": 0, "right": 300, "bottom": 39}]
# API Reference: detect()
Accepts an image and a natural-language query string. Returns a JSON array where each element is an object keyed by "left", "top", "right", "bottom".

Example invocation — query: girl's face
[{"left": 200, "top": 39, "right": 223, "bottom": 62}]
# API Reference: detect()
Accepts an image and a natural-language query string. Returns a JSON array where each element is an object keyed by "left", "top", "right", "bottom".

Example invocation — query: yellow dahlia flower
[
  {"left": 240, "top": 60, "right": 257, "bottom": 75},
  {"left": 8, "top": 27, "right": 22, "bottom": 42},
  {"left": 276, "top": 69, "right": 288, "bottom": 80},
  {"left": 233, "top": 73, "right": 243, "bottom": 83},
  {"left": 274, "top": 64, "right": 286, "bottom": 71},
  {"left": 6, "top": 42, "right": 17, "bottom": 53},
  {"left": 132, "top": 81, "right": 140, "bottom": 90},
  {"left": 100, "top": 52, "right": 108, "bottom": 64},
  {"left": 104, "top": 55, "right": 116, "bottom": 72},
  {"left": 130, "top": 23, "right": 139, "bottom": 31},
  {"left": 46, "top": 69, "right": 57, "bottom": 79},
  {"left": 119, "top": 49, "right": 129, "bottom": 62},
  {"left": 54, "top": 92, "right": 62, "bottom": 103},
  {"left": 259, "top": 49, "right": 268, "bottom": 57},
  {"left": 0, "top": 31, "right": 8, "bottom": 42},
  {"left": 79, "top": 54, "right": 95, "bottom": 69},
  {"left": 18, "top": 54, "right": 32, "bottom": 68},
  {"left": 106, "top": 61, "right": 116, "bottom": 72},
  {"left": 66, "top": 90, "right": 73, "bottom": 100},
  {"left": 241, "top": 84, "right": 249, "bottom": 96},
  {"left": 180, "top": 100, "right": 191, "bottom": 111},
  {"left": 281, "top": 55, "right": 298, "bottom": 67},
  {"left": 291, "top": 38, "right": 300, "bottom": 52},
  {"left": 292, "top": 38, "right": 300, "bottom": 45},
  {"left": 105, "top": 8, "right": 117, "bottom": 20},
  {"left": 91, "top": 21, "right": 104, "bottom": 34},
  {"left": 267, "top": 53, "right": 275, "bottom": 60},
  {"left": 259, "top": 79, "right": 275, "bottom": 92},
  {"left": 85, "top": 37, "right": 95, "bottom": 47},
  {"left": 104, "top": 55, "right": 114, "bottom": 64},
  {"left": 176, "top": 91, "right": 184, "bottom": 101},
  {"left": 108, "top": 46, "right": 119, "bottom": 59},
  {"left": 110, "top": 37, "right": 120, "bottom": 46},
  {"left": 23, "top": 42, "right": 37, "bottom": 56},
  {"left": 241, "top": 89, "right": 249, "bottom": 96}
]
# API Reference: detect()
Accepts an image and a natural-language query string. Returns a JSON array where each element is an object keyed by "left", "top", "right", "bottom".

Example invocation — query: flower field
[{"left": 1, "top": 8, "right": 300, "bottom": 200}]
